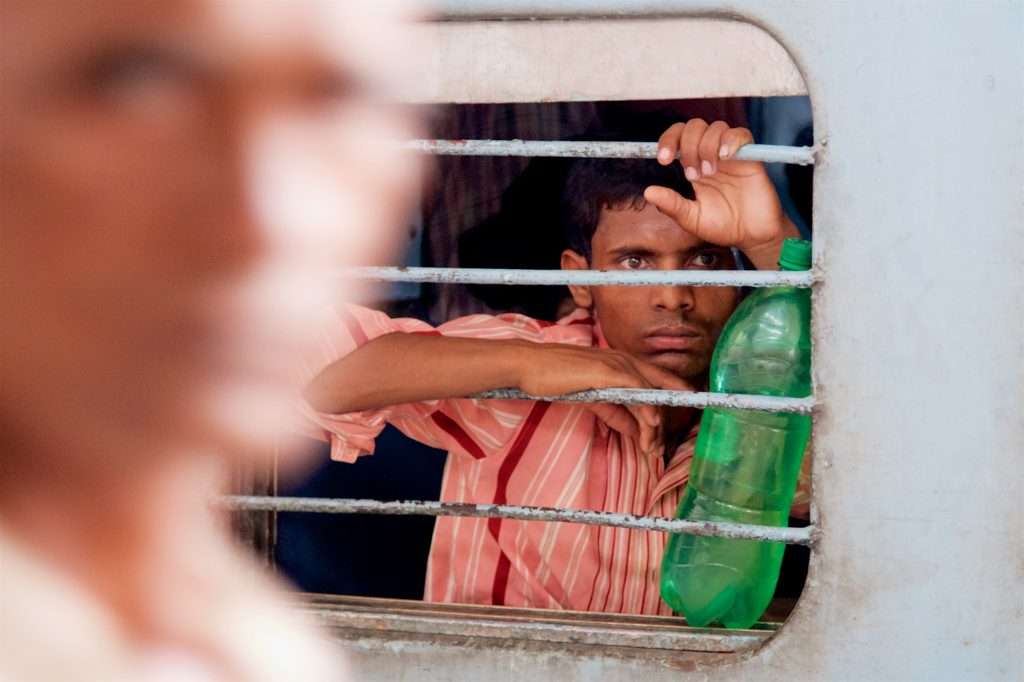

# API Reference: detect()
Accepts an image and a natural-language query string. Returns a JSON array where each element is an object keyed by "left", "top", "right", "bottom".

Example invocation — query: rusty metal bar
[
  {"left": 473, "top": 387, "right": 814, "bottom": 413},
  {"left": 340, "top": 266, "right": 816, "bottom": 288},
  {"left": 218, "top": 496, "right": 816, "bottom": 545},
  {"left": 304, "top": 595, "right": 772, "bottom": 652},
  {"left": 405, "top": 139, "right": 815, "bottom": 165}
]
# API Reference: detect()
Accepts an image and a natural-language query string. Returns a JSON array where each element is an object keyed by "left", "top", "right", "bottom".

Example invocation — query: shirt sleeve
[{"left": 299, "top": 304, "right": 591, "bottom": 463}]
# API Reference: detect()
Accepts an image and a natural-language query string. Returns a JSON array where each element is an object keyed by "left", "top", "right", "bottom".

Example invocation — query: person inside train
[{"left": 302, "top": 120, "right": 809, "bottom": 614}]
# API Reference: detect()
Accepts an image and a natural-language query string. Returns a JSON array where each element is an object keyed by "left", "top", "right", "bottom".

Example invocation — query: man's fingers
[
  {"left": 597, "top": 360, "right": 663, "bottom": 434},
  {"left": 628, "top": 358, "right": 697, "bottom": 435},
  {"left": 679, "top": 119, "right": 708, "bottom": 181},
  {"left": 630, "top": 402, "right": 661, "bottom": 429},
  {"left": 657, "top": 120, "right": 755, "bottom": 171},
  {"left": 587, "top": 404, "right": 664, "bottom": 453},
  {"left": 581, "top": 355, "right": 673, "bottom": 450},
  {"left": 699, "top": 121, "right": 730, "bottom": 177},
  {"left": 626, "top": 404, "right": 660, "bottom": 452},
  {"left": 632, "top": 360, "right": 693, "bottom": 392},
  {"left": 639, "top": 422, "right": 655, "bottom": 453},
  {"left": 643, "top": 185, "right": 701, "bottom": 236},
  {"left": 719, "top": 126, "right": 755, "bottom": 159},
  {"left": 656, "top": 123, "right": 685, "bottom": 165},
  {"left": 588, "top": 403, "right": 639, "bottom": 438}
]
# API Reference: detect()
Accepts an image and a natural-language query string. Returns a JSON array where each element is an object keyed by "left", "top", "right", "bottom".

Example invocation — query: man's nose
[
  {"left": 182, "top": 110, "right": 343, "bottom": 294},
  {"left": 170, "top": 111, "right": 270, "bottom": 284},
  {"left": 651, "top": 285, "right": 697, "bottom": 312}
]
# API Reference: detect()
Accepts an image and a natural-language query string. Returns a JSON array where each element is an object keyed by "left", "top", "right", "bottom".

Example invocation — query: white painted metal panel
[
  {"left": 408, "top": 18, "right": 807, "bottom": 102},
  {"left": 337, "top": 2, "right": 1024, "bottom": 680}
]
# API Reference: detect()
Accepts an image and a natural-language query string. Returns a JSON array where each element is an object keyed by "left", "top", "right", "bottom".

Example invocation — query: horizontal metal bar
[
  {"left": 341, "top": 266, "right": 815, "bottom": 288},
  {"left": 218, "top": 496, "right": 816, "bottom": 545},
  {"left": 405, "top": 139, "right": 815, "bottom": 165},
  {"left": 474, "top": 387, "right": 814, "bottom": 413}
]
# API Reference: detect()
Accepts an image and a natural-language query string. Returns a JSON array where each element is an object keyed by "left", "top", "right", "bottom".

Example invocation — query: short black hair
[{"left": 561, "top": 158, "right": 695, "bottom": 260}]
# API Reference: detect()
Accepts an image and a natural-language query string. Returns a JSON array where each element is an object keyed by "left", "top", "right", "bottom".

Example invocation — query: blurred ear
[{"left": 560, "top": 249, "right": 593, "bottom": 309}]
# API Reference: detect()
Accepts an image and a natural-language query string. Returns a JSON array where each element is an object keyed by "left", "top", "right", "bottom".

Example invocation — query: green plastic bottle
[{"left": 659, "top": 238, "right": 813, "bottom": 629}]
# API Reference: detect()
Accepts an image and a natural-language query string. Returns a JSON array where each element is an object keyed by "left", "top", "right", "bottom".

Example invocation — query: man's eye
[
  {"left": 621, "top": 256, "right": 647, "bottom": 269},
  {"left": 84, "top": 45, "right": 195, "bottom": 101},
  {"left": 693, "top": 252, "right": 722, "bottom": 268}
]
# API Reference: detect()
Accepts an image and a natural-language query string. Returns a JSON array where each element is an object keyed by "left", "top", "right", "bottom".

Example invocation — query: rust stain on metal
[
  {"left": 476, "top": 387, "right": 815, "bottom": 414},
  {"left": 218, "top": 495, "right": 815, "bottom": 545},
  {"left": 340, "top": 265, "right": 817, "bottom": 289},
  {"left": 402, "top": 139, "right": 815, "bottom": 165}
]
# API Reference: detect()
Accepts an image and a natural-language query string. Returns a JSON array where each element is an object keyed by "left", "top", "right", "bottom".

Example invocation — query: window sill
[{"left": 298, "top": 594, "right": 777, "bottom": 664}]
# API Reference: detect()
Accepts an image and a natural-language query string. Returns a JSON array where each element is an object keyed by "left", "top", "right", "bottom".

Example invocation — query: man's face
[
  {"left": 563, "top": 203, "right": 740, "bottom": 381},
  {"left": 0, "top": 0, "right": 423, "bottom": 465}
]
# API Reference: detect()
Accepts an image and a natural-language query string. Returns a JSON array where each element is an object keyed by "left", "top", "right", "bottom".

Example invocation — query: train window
[{"left": 228, "top": 14, "right": 819, "bottom": 672}]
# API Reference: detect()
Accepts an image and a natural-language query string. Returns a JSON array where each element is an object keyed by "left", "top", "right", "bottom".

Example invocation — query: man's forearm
[{"left": 304, "top": 333, "right": 531, "bottom": 415}]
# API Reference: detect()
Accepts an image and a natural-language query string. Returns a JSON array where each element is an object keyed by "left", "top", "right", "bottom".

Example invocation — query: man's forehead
[
  {"left": 594, "top": 203, "right": 708, "bottom": 252},
  {"left": 208, "top": 0, "right": 418, "bottom": 63},
  {"left": 0, "top": 1, "right": 188, "bottom": 70},
  {"left": 1, "top": 0, "right": 420, "bottom": 78}
]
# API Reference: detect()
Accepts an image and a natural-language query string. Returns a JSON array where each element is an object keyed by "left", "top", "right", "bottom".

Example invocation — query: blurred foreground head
[
  {"left": 0, "top": 1, "right": 425, "bottom": 679},
  {"left": 0, "top": 0, "right": 424, "bottom": 474}
]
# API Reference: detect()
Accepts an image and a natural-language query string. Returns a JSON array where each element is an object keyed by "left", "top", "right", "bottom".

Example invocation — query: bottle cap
[{"left": 778, "top": 238, "right": 812, "bottom": 271}]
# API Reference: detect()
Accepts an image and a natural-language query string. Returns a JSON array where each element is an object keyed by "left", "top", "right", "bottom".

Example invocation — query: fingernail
[
  {"left": 658, "top": 148, "right": 672, "bottom": 163},
  {"left": 701, "top": 160, "right": 714, "bottom": 176},
  {"left": 684, "top": 166, "right": 699, "bottom": 181},
  {"left": 719, "top": 145, "right": 730, "bottom": 159}
]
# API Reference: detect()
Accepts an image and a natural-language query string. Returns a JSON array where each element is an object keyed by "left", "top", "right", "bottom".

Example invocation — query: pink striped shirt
[{"left": 302, "top": 304, "right": 701, "bottom": 616}]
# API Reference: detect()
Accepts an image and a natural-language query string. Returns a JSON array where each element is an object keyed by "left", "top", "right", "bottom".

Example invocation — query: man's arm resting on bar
[{"left": 304, "top": 333, "right": 690, "bottom": 446}]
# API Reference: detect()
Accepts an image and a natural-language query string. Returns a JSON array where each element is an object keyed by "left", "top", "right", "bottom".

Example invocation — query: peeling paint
[
  {"left": 475, "top": 388, "right": 815, "bottom": 413},
  {"left": 219, "top": 496, "right": 816, "bottom": 545},
  {"left": 403, "top": 139, "right": 815, "bottom": 165},
  {"left": 340, "top": 266, "right": 817, "bottom": 289}
]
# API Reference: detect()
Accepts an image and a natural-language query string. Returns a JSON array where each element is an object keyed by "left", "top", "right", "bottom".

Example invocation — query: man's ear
[{"left": 560, "top": 249, "right": 593, "bottom": 309}]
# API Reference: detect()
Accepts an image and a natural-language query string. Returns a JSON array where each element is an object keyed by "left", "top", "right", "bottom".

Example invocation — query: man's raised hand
[{"left": 642, "top": 119, "right": 793, "bottom": 258}]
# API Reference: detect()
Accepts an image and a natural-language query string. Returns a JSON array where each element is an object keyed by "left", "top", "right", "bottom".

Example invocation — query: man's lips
[{"left": 643, "top": 325, "right": 704, "bottom": 352}]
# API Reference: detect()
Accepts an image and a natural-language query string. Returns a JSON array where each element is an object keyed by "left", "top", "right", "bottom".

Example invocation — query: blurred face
[
  {"left": 0, "top": 0, "right": 423, "bottom": 468},
  {"left": 562, "top": 203, "right": 740, "bottom": 381}
]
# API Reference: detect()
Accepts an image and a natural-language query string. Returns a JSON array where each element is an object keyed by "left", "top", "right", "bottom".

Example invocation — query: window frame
[
  {"left": 254, "top": 3, "right": 1024, "bottom": 680},
  {"left": 237, "top": 8, "right": 823, "bottom": 676}
]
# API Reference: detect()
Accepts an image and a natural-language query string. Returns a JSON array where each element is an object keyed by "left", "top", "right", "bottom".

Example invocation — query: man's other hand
[{"left": 517, "top": 343, "right": 694, "bottom": 454}]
